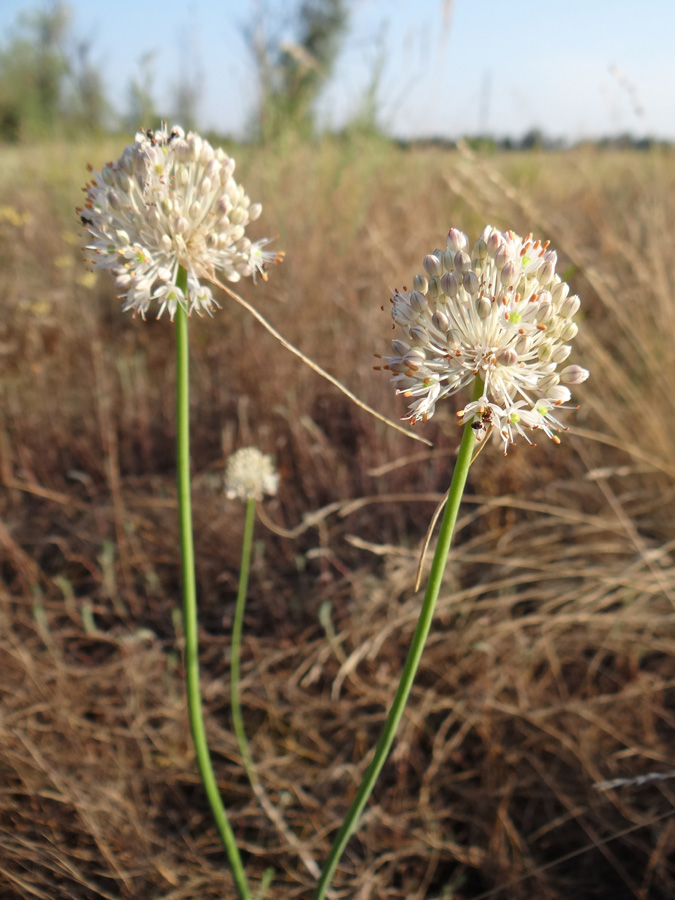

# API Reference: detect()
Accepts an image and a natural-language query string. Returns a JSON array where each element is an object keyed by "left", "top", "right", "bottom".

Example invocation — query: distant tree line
[{"left": 401, "top": 130, "right": 672, "bottom": 153}]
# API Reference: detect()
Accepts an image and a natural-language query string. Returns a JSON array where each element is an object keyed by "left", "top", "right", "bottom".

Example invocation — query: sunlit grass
[{"left": 1, "top": 135, "right": 674, "bottom": 899}]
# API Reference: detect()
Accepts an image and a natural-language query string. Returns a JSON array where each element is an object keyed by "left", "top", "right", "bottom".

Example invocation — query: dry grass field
[{"left": 1, "top": 134, "right": 674, "bottom": 899}]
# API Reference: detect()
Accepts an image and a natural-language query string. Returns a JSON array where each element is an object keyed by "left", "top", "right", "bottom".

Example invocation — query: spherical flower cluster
[
  {"left": 379, "top": 226, "right": 589, "bottom": 453},
  {"left": 225, "top": 447, "right": 279, "bottom": 502},
  {"left": 79, "top": 124, "right": 282, "bottom": 319}
]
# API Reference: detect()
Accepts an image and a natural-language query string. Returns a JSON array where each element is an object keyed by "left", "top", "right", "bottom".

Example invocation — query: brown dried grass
[{"left": 0, "top": 135, "right": 674, "bottom": 899}]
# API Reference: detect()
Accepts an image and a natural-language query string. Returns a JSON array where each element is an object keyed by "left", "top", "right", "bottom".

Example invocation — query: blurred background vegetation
[
  {"left": 0, "top": 0, "right": 663, "bottom": 150},
  {"left": 0, "top": 0, "right": 352, "bottom": 143}
]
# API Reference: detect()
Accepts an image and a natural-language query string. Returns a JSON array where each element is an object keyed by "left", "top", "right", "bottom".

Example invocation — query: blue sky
[{"left": 1, "top": 0, "right": 673, "bottom": 140}]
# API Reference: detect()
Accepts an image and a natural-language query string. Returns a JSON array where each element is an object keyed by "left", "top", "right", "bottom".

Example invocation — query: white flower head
[
  {"left": 79, "top": 123, "right": 282, "bottom": 319},
  {"left": 379, "top": 226, "right": 589, "bottom": 453},
  {"left": 225, "top": 447, "right": 279, "bottom": 502}
]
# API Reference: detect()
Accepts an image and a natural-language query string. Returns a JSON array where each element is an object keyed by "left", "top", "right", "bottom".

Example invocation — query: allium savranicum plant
[
  {"left": 313, "top": 227, "right": 589, "bottom": 900},
  {"left": 80, "top": 127, "right": 591, "bottom": 900},
  {"left": 80, "top": 123, "right": 280, "bottom": 319},
  {"left": 79, "top": 124, "right": 284, "bottom": 900}
]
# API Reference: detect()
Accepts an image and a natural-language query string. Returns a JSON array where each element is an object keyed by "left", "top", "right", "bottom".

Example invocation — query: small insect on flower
[
  {"left": 377, "top": 226, "right": 589, "bottom": 453},
  {"left": 78, "top": 123, "right": 283, "bottom": 320}
]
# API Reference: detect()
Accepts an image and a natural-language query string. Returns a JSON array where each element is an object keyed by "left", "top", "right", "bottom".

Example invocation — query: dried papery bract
[
  {"left": 379, "top": 226, "right": 589, "bottom": 452},
  {"left": 79, "top": 123, "right": 281, "bottom": 319}
]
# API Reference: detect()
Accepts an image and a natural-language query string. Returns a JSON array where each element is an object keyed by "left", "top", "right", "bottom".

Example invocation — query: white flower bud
[
  {"left": 538, "top": 340, "right": 555, "bottom": 361},
  {"left": 413, "top": 273, "right": 428, "bottom": 294},
  {"left": 391, "top": 339, "right": 411, "bottom": 357},
  {"left": 486, "top": 231, "right": 502, "bottom": 258},
  {"left": 230, "top": 207, "right": 248, "bottom": 226},
  {"left": 476, "top": 297, "right": 491, "bottom": 319},
  {"left": 561, "top": 365, "right": 589, "bottom": 384},
  {"left": 551, "top": 344, "right": 572, "bottom": 363},
  {"left": 115, "top": 170, "right": 131, "bottom": 193},
  {"left": 424, "top": 253, "right": 442, "bottom": 277},
  {"left": 427, "top": 276, "right": 441, "bottom": 299},
  {"left": 454, "top": 251, "right": 471, "bottom": 274},
  {"left": 431, "top": 310, "right": 449, "bottom": 332},
  {"left": 537, "top": 373, "right": 560, "bottom": 392},
  {"left": 441, "top": 272, "right": 459, "bottom": 298},
  {"left": 494, "top": 245, "right": 509, "bottom": 269},
  {"left": 547, "top": 385, "right": 571, "bottom": 403},
  {"left": 463, "top": 271, "right": 479, "bottom": 295},
  {"left": 551, "top": 281, "right": 570, "bottom": 305},
  {"left": 562, "top": 321, "right": 578, "bottom": 341},
  {"left": 500, "top": 260, "right": 519, "bottom": 287},
  {"left": 410, "top": 324, "right": 429, "bottom": 344},
  {"left": 515, "top": 334, "right": 530, "bottom": 355},
  {"left": 561, "top": 294, "right": 581, "bottom": 318},
  {"left": 537, "top": 259, "right": 555, "bottom": 284},
  {"left": 446, "top": 228, "right": 468, "bottom": 252},
  {"left": 537, "top": 301, "right": 552, "bottom": 323},
  {"left": 472, "top": 239, "right": 488, "bottom": 262},
  {"left": 409, "top": 290, "right": 427, "bottom": 313},
  {"left": 498, "top": 348, "right": 518, "bottom": 366}
]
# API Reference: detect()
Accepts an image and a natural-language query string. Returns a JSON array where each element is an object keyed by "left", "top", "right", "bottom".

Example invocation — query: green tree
[
  {"left": 0, "top": 2, "right": 70, "bottom": 139},
  {"left": 0, "top": 3, "right": 108, "bottom": 141},
  {"left": 250, "top": 0, "right": 349, "bottom": 141}
]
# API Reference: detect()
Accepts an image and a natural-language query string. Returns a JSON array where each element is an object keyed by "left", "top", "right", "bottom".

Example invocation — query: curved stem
[
  {"left": 230, "top": 499, "right": 323, "bottom": 886},
  {"left": 175, "top": 271, "right": 251, "bottom": 900},
  {"left": 230, "top": 497, "right": 258, "bottom": 782},
  {"left": 313, "top": 380, "right": 483, "bottom": 900}
]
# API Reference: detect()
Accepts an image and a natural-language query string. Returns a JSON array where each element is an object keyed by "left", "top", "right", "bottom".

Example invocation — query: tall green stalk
[
  {"left": 230, "top": 497, "right": 258, "bottom": 783},
  {"left": 175, "top": 266, "right": 251, "bottom": 900},
  {"left": 313, "top": 380, "right": 483, "bottom": 900}
]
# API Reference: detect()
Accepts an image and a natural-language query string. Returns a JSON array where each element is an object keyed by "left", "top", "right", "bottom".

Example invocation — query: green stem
[
  {"left": 175, "top": 269, "right": 251, "bottom": 900},
  {"left": 313, "top": 381, "right": 483, "bottom": 900},
  {"left": 231, "top": 497, "right": 259, "bottom": 785}
]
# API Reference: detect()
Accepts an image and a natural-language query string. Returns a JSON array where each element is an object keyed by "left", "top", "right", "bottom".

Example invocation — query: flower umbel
[
  {"left": 379, "top": 226, "right": 589, "bottom": 453},
  {"left": 79, "top": 123, "right": 282, "bottom": 319},
  {"left": 225, "top": 447, "right": 279, "bottom": 502}
]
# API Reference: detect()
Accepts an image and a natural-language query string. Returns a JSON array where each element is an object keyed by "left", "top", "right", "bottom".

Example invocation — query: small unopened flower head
[
  {"left": 79, "top": 123, "right": 282, "bottom": 319},
  {"left": 379, "top": 226, "right": 589, "bottom": 453},
  {"left": 225, "top": 447, "right": 279, "bottom": 502}
]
